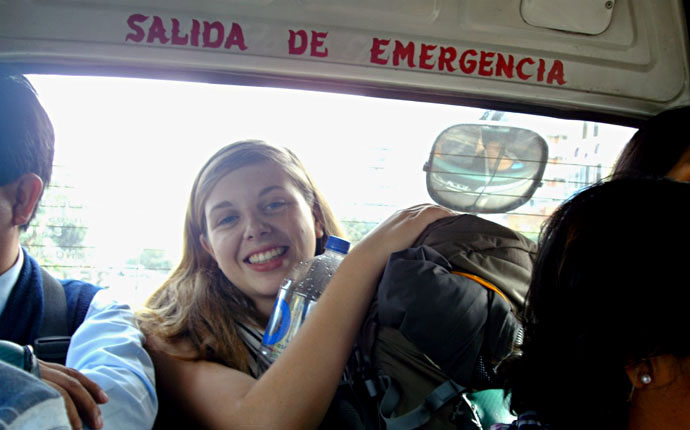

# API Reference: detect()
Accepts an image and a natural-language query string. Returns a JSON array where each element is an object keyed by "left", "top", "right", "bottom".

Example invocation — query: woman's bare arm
[{"left": 152, "top": 204, "right": 454, "bottom": 429}]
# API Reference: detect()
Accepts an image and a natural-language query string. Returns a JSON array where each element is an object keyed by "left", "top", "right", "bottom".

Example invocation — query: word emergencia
[
  {"left": 370, "top": 38, "right": 566, "bottom": 86},
  {"left": 123, "top": 14, "right": 567, "bottom": 87}
]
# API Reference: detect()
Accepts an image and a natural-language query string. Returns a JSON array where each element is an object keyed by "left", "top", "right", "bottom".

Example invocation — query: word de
[{"left": 288, "top": 29, "right": 329, "bottom": 57}]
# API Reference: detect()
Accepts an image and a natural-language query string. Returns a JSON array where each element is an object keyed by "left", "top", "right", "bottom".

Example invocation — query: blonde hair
[{"left": 138, "top": 140, "right": 344, "bottom": 372}]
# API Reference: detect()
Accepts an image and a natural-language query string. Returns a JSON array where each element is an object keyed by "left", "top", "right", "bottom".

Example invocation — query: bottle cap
[{"left": 325, "top": 236, "right": 350, "bottom": 254}]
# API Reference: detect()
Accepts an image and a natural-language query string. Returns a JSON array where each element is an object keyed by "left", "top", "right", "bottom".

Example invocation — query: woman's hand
[{"left": 353, "top": 204, "right": 455, "bottom": 265}]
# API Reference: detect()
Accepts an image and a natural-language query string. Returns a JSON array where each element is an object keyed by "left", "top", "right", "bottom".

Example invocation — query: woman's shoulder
[{"left": 145, "top": 333, "right": 198, "bottom": 359}]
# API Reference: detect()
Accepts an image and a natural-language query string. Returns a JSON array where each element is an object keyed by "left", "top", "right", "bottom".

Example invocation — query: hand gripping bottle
[{"left": 259, "top": 235, "right": 350, "bottom": 366}]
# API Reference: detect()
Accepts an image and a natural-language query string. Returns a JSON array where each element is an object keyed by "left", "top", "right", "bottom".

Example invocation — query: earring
[{"left": 641, "top": 374, "right": 652, "bottom": 385}]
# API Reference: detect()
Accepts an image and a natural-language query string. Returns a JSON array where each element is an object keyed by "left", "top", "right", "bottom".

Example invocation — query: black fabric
[
  {"left": 377, "top": 246, "right": 519, "bottom": 387},
  {"left": 322, "top": 381, "right": 379, "bottom": 430}
]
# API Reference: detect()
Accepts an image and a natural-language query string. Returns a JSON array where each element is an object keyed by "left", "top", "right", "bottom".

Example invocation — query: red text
[
  {"left": 288, "top": 29, "right": 329, "bottom": 57},
  {"left": 370, "top": 38, "right": 566, "bottom": 86},
  {"left": 125, "top": 14, "right": 248, "bottom": 51}
]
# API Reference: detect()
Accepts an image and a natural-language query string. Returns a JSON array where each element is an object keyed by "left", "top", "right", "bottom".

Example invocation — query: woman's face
[{"left": 200, "top": 161, "right": 323, "bottom": 317}]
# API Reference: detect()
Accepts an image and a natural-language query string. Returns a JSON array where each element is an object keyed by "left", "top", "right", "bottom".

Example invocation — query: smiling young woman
[
  {"left": 199, "top": 160, "right": 325, "bottom": 317},
  {"left": 138, "top": 141, "right": 341, "bottom": 375},
  {"left": 137, "top": 139, "right": 453, "bottom": 428}
]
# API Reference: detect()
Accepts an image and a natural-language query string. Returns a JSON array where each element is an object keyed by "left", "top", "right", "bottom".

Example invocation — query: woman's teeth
[{"left": 247, "top": 247, "right": 287, "bottom": 264}]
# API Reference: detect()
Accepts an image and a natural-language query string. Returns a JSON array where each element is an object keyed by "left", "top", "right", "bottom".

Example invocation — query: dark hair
[
  {"left": 503, "top": 177, "right": 690, "bottom": 430},
  {"left": 613, "top": 107, "right": 690, "bottom": 178},
  {"left": 0, "top": 74, "right": 54, "bottom": 228}
]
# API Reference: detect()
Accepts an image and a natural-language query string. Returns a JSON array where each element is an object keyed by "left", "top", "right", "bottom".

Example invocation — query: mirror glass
[{"left": 425, "top": 123, "right": 548, "bottom": 213}]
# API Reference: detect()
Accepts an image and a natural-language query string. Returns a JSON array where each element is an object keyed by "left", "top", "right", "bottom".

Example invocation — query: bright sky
[
  {"left": 27, "top": 75, "right": 478, "bottom": 268},
  {"left": 26, "top": 74, "right": 635, "bottom": 302}
]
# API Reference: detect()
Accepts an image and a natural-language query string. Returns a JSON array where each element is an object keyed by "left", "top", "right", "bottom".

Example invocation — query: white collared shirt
[{"left": 0, "top": 246, "right": 23, "bottom": 316}]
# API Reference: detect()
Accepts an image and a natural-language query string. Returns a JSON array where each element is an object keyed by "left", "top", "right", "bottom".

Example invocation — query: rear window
[{"left": 21, "top": 75, "right": 636, "bottom": 304}]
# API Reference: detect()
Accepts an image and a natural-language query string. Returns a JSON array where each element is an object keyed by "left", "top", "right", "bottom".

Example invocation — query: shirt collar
[{"left": 0, "top": 247, "right": 24, "bottom": 316}]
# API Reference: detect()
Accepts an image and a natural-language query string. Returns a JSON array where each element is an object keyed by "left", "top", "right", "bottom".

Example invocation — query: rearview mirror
[{"left": 425, "top": 123, "right": 548, "bottom": 213}]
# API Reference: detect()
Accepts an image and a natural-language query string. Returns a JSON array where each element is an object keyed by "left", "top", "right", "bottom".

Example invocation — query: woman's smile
[
  {"left": 200, "top": 160, "right": 322, "bottom": 316},
  {"left": 244, "top": 246, "right": 289, "bottom": 271}
]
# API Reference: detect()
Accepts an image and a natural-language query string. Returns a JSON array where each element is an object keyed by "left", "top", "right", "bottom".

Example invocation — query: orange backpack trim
[{"left": 451, "top": 271, "right": 509, "bottom": 304}]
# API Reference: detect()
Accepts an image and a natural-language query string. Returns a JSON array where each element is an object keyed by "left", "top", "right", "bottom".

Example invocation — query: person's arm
[
  {"left": 151, "top": 204, "right": 453, "bottom": 429},
  {"left": 66, "top": 289, "right": 158, "bottom": 430}
]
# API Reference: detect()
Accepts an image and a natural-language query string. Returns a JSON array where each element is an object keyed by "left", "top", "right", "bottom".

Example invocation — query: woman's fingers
[
  {"left": 359, "top": 204, "right": 455, "bottom": 255},
  {"left": 404, "top": 204, "right": 456, "bottom": 227}
]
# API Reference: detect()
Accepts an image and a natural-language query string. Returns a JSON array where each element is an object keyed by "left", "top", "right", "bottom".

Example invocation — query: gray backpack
[{"left": 347, "top": 214, "right": 537, "bottom": 429}]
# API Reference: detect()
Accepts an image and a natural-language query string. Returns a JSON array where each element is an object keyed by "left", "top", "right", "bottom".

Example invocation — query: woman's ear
[
  {"left": 199, "top": 234, "right": 216, "bottom": 260},
  {"left": 625, "top": 360, "right": 653, "bottom": 389},
  {"left": 314, "top": 219, "right": 324, "bottom": 239},
  {"left": 625, "top": 356, "right": 680, "bottom": 389},
  {"left": 312, "top": 207, "right": 325, "bottom": 239}
]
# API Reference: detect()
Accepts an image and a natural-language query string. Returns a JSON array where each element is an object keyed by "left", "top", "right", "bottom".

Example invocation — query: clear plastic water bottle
[{"left": 259, "top": 235, "right": 350, "bottom": 366}]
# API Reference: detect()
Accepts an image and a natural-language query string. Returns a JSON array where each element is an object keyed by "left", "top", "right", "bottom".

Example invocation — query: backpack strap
[
  {"left": 34, "top": 268, "right": 71, "bottom": 365},
  {"left": 379, "top": 376, "right": 466, "bottom": 430},
  {"left": 38, "top": 268, "right": 68, "bottom": 337}
]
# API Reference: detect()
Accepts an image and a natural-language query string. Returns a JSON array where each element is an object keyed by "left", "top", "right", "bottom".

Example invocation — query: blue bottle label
[{"left": 262, "top": 298, "right": 291, "bottom": 346}]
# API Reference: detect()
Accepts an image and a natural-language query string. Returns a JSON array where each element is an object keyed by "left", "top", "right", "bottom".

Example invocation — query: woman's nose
[{"left": 244, "top": 214, "right": 271, "bottom": 240}]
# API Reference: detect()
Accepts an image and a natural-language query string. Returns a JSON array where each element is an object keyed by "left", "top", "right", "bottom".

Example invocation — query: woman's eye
[
  {"left": 264, "top": 201, "right": 287, "bottom": 212},
  {"left": 217, "top": 215, "right": 239, "bottom": 226}
]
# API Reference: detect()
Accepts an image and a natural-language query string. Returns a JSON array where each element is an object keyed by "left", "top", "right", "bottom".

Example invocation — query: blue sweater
[{"left": 0, "top": 249, "right": 100, "bottom": 345}]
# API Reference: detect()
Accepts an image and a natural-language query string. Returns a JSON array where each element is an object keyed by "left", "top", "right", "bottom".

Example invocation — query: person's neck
[
  {"left": 628, "top": 392, "right": 688, "bottom": 430},
  {"left": 627, "top": 406, "right": 655, "bottom": 430},
  {"left": 256, "top": 299, "right": 274, "bottom": 327},
  {"left": 0, "top": 232, "right": 20, "bottom": 275}
]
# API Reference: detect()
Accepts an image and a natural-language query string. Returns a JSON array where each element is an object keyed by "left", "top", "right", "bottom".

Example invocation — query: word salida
[
  {"left": 370, "top": 38, "right": 566, "bottom": 86},
  {"left": 125, "top": 14, "right": 247, "bottom": 50}
]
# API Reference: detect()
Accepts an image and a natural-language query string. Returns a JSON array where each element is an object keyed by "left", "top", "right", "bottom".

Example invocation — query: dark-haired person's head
[
  {"left": 613, "top": 107, "right": 690, "bottom": 181},
  {"left": 504, "top": 177, "right": 690, "bottom": 430},
  {"left": 0, "top": 74, "right": 54, "bottom": 231}
]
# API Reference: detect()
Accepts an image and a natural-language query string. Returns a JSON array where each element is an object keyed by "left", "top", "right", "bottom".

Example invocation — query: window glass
[{"left": 22, "top": 75, "right": 636, "bottom": 304}]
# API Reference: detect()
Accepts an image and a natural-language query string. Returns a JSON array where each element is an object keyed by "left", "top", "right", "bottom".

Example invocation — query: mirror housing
[{"left": 425, "top": 123, "right": 548, "bottom": 213}]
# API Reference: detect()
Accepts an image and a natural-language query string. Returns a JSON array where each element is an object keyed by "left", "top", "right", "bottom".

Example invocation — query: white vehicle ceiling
[{"left": 1, "top": 0, "right": 689, "bottom": 123}]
